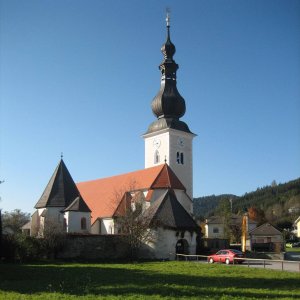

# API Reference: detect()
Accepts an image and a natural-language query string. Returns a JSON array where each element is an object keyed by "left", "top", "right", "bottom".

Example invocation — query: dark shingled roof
[
  {"left": 249, "top": 223, "right": 282, "bottom": 236},
  {"left": 144, "top": 189, "right": 198, "bottom": 231},
  {"left": 35, "top": 159, "right": 84, "bottom": 209},
  {"left": 63, "top": 196, "right": 91, "bottom": 212}
]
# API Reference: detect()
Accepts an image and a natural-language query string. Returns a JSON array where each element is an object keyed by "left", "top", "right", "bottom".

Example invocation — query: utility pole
[{"left": 229, "top": 198, "right": 233, "bottom": 213}]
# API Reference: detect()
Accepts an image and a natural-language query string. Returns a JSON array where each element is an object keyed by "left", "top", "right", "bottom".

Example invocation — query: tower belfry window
[
  {"left": 154, "top": 150, "right": 160, "bottom": 164},
  {"left": 177, "top": 152, "right": 184, "bottom": 165}
]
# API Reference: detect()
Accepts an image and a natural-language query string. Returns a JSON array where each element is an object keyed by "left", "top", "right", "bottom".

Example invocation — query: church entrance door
[{"left": 176, "top": 239, "right": 189, "bottom": 259}]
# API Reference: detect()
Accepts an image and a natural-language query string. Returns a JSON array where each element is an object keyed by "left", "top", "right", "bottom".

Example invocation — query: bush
[{"left": 1, "top": 234, "right": 43, "bottom": 262}]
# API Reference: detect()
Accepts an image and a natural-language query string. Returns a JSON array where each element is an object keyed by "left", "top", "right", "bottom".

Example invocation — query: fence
[{"left": 175, "top": 254, "right": 300, "bottom": 273}]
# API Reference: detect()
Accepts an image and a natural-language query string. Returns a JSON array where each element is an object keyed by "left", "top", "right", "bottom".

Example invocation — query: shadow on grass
[{"left": 0, "top": 263, "right": 299, "bottom": 299}]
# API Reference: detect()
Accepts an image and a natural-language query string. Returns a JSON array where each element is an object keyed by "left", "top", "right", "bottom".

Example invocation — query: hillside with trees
[{"left": 193, "top": 178, "right": 300, "bottom": 230}]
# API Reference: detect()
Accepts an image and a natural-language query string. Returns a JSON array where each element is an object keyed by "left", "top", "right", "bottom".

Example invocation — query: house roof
[
  {"left": 143, "top": 189, "right": 199, "bottom": 231},
  {"left": 35, "top": 159, "right": 84, "bottom": 209},
  {"left": 249, "top": 223, "right": 282, "bottom": 236},
  {"left": 63, "top": 196, "right": 91, "bottom": 212},
  {"left": 76, "top": 164, "right": 186, "bottom": 221}
]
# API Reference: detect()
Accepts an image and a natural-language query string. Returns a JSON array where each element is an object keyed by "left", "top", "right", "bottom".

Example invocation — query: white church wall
[
  {"left": 168, "top": 130, "right": 194, "bottom": 199},
  {"left": 101, "top": 218, "right": 115, "bottom": 234},
  {"left": 34, "top": 207, "right": 63, "bottom": 236},
  {"left": 144, "top": 130, "right": 170, "bottom": 168},
  {"left": 142, "top": 227, "right": 197, "bottom": 260},
  {"left": 64, "top": 211, "right": 91, "bottom": 233}
]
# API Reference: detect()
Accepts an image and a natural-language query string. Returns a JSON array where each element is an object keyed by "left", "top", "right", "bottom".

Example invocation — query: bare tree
[
  {"left": 110, "top": 184, "right": 156, "bottom": 259},
  {"left": 38, "top": 217, "right": 66, "bottom": 259}
]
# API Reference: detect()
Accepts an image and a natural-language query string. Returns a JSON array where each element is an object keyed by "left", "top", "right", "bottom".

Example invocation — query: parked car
[
  {"left": 292, "top": 242, "right": 300, "bottom": 248},
  {"left": 207, "top": 249, "right": 244, "bottom": 265}
]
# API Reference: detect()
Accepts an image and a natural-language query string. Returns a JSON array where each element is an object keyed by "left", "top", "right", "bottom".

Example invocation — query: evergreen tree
[{"left": 216, "top": 198, "right": 231, "bottom": 240}]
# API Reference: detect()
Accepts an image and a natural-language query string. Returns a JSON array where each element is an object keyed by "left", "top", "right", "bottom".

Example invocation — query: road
[
  {"left": 239, "top": 259, "right": 300, "bottom": 272},
  {"left": 194, "top": 259, "right": 300, "bottom": 272}
]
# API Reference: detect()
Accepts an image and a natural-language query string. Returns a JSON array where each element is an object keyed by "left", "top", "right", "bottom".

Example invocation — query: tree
[
  {"left": 247, "top": 206, "right": 266, "bottom": 225},
  {"left": 230, "top": 223, "right": 242, "bottom": 244},
  {"left": 39, "top": 218, "right": 66, "bottom": 259},
  {"left": 2, "top": 209, "right": 30, "bottom": 234},
  {"left": 271, "top": 180, "right": 277, "bottom": 187},
  {"left": 215, "top": 198, "right": 231, "bottom": 240},
  {"left": 112, "top": 188, "right": 156, "bottom": 259}
]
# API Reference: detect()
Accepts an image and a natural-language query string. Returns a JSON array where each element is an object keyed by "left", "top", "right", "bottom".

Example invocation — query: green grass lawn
[
  {"left": 286, "top": 247, "right": 300, "bottom": 252},
  {"left": 0, "top": 261, "right": 300, "bottom": 299}
]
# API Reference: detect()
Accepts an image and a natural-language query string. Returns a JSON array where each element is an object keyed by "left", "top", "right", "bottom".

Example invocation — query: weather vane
[
  {"left": 166, "top": 7, "right": 171, "bottom": 27},
  {"left": 61, "top": 152, "right": 64, "bottom": 159}
]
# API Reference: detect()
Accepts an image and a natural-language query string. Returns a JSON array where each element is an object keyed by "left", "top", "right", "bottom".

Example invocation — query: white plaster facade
[
  {"left": 91, "top": 218, "right": 115, "bottom": 234},
  {"left": 30, "top": 207, "right": 91, "bottom": 236},
  {"left": 294, "top": 217, "right": 300, "bottom": 238},
  {"left": 64, "top": 211, "right": 91, "bottom": 233},
  {"left": 205, "top": 216, "right": 257, "bottom": 239},
  {"left": 143, "top": 128, "right": 195, "bottom": 199},
  {"left": 205, "top": 223, "right": 225, "bottom": 239},
  {"left": 141, "top": 227, "right": 197, "bottom": 259}
]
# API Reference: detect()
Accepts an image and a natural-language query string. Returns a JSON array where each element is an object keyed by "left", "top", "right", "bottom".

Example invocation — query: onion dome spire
[{"left": 146, "top": 13, "right": 191, "bottom": 134}]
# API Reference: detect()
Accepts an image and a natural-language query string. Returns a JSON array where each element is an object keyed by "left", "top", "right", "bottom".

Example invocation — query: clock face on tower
[
  {"left": 153, "top": 138, "right": 161, "bottom": 148},
  {"left": 177, "top": 137, "right": 185, "bottom": 148}
]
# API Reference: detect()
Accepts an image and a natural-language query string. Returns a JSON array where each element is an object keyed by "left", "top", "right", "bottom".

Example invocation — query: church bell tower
[{"left": 143, "top": 14, "right": 196, "bottom": 199}]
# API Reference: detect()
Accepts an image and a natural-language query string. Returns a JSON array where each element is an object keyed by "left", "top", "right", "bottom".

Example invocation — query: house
[
  {"left": 294, "top": 216, "right": 300, "bottom": 238},
  {"left": 21, "top": 221, "right": 31, "bottom": 236},
  {"left": 28, "top": 16, "right": 200, "bottom": 259},
  {"left": 204, "top": 214, "right": 257, "bottom": 239},
  {"left": 247, "top": 223, "right": 284, "bottom": 252},
  {"left": 288, "top": 207, "right": 300, "bottom": 214}
]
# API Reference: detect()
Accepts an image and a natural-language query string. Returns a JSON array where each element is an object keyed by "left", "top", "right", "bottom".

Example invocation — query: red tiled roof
[
  {"left": 151, "top": 165, "right": 186, "bottom": 190},
  {"left": 76, "top": 164, "right": 185, "bottom": 222}
]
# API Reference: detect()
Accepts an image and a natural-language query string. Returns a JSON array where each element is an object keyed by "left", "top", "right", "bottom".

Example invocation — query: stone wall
[{"left": 58, "top": 234, "right": 130, "bottom": 260}]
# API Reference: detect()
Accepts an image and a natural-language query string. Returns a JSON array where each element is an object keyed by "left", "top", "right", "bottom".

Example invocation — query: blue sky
[{"left": 1, "top": 0, "right": 300, "bottom": 213}]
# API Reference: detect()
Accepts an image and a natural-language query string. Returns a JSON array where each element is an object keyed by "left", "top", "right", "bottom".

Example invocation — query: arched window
[
  {"left": 176, "top": 152, "right": 180, "bottom": 164},
  {"left": 154, "top": 150, "right": 160, "bottom": 164},
  {"left": 81, "top": 217, "right": 87, "bottom": 230}
]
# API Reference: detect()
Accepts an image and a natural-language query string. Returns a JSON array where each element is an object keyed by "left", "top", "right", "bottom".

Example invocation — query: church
[{"left": 29, "top": 15, "right": 200, "bottom": 259}]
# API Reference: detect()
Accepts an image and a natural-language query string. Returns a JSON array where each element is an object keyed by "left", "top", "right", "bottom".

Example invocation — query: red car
[{"left": 207, "top": 249, "right": 244, "bottom": 265}]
